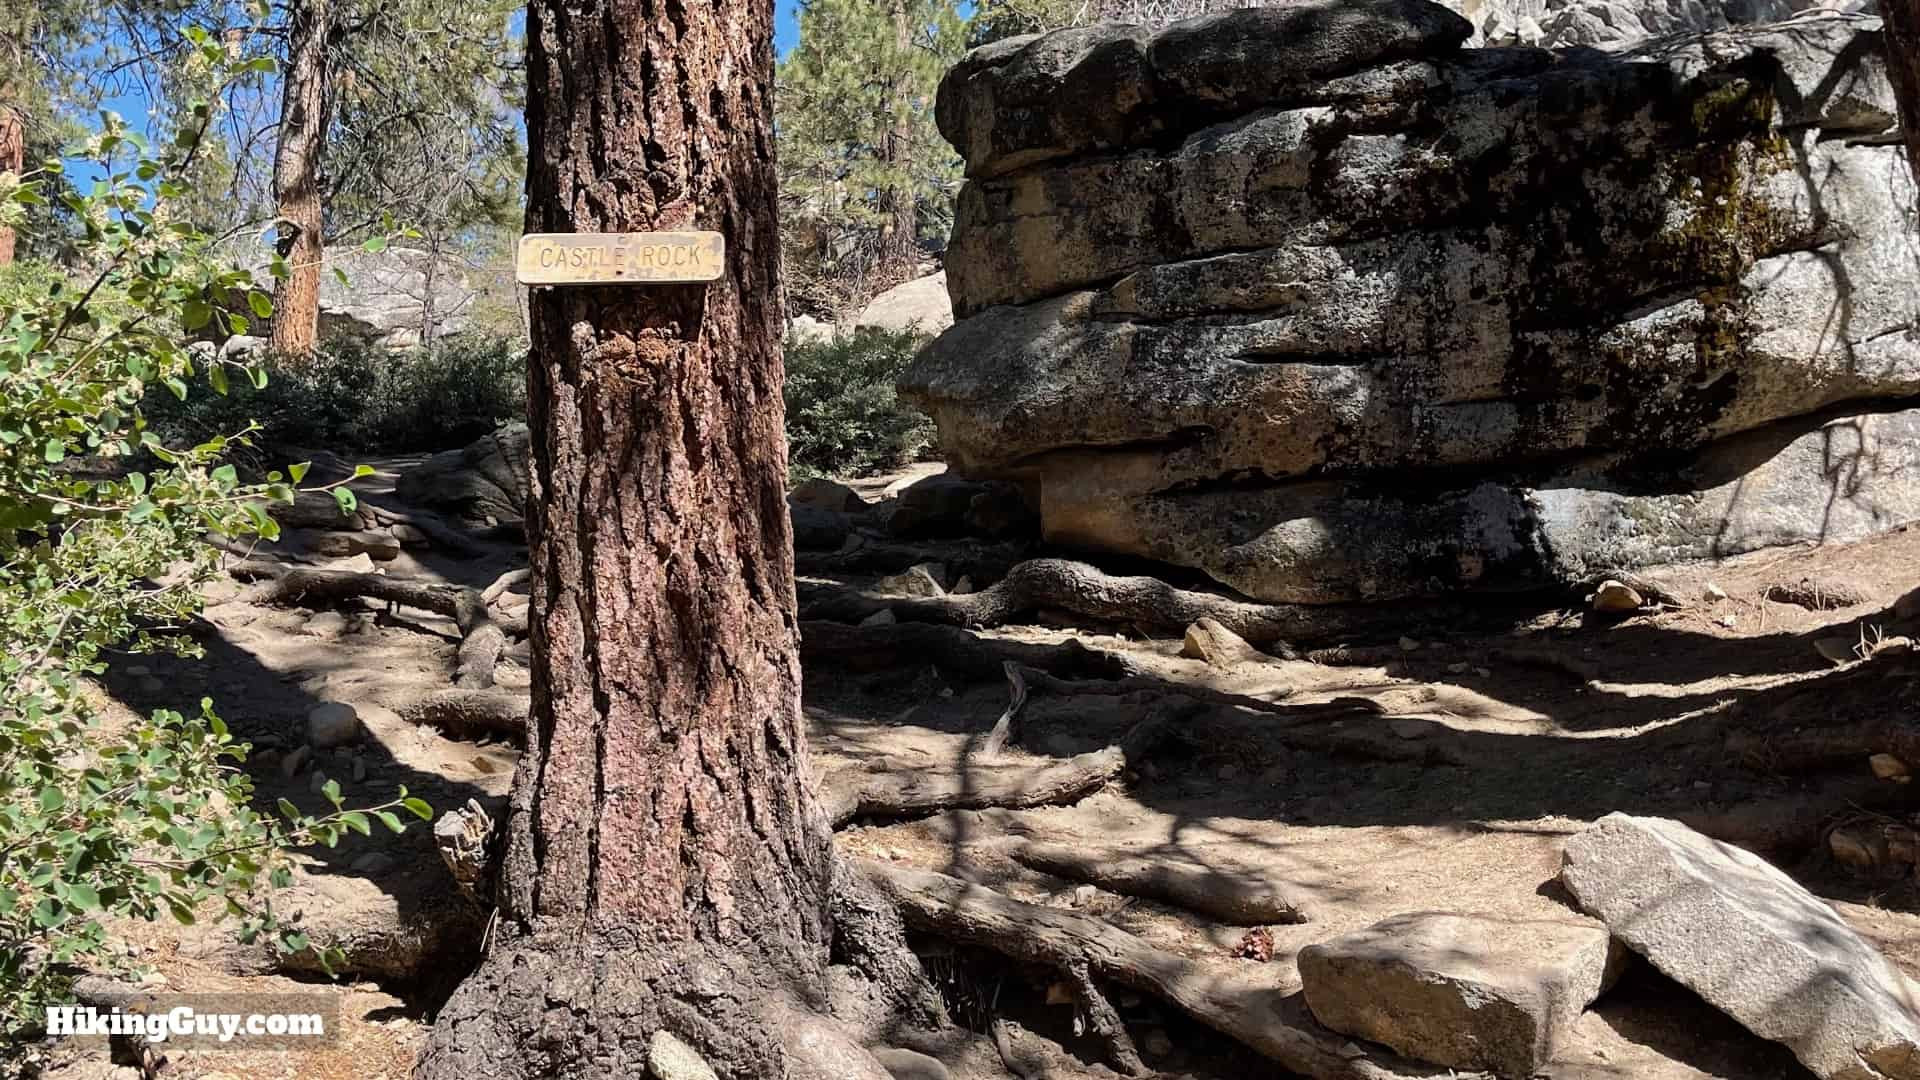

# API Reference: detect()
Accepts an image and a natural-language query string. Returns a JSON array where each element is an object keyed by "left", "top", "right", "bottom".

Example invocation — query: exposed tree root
[
  {"left": 1727, "top": 723, "right": 1920, "bottom": 774},
  {"left": 824, "top": 747, "right": 1129, "bottom": 828},
  {"left": 825, "top": 713, "right": 1175, "bottom": 827},
  {"left": 1064, "top": 958, "right": 1149, "bottom": 1076},
  {"left": 983, "top": 662, "right": 1027, "bottom": 759},
  {"left": 863, "top": 860, "right": 1469, "bottom": 1080},
  {"left": 801, "top": 559, "right": 1407, "bottom": 649},
  {"left": 396, "top": 688, "right": 528, "bottom": 739},
  {"left": 826, "top": 856, "right": 952, "bottom": 1041},
  {"left": 799, "top": 620, "right": 1144, "bottom": 682},
  {"left": 795, "top": 538, "right": 1031, "bottom": 581},
  {"left": 1013, "top": 665, "right": 1311, "bottom": 720},
  {"left": 1008, "top": 840, "right": 1311, "bottom": 925},
  {"left": 235, "top": 565, "right": 522, "bottom": 688}
]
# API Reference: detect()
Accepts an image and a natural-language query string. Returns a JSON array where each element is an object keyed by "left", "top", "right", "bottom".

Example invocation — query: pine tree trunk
[
  {"left": 0, "top": 106, "right": 22, "bottom": 266},
  {"left": 1885, "top": 0, "right": 1920, "bottom": 182},
  {"left": 415, "top": 0, "right": 838, "bottom": 1076},
  {"left": 269, "top": 0, "right": 330, "bottom": 358},
  {"left": 874, "top": 0, "right": 919, "bottom": 287}
]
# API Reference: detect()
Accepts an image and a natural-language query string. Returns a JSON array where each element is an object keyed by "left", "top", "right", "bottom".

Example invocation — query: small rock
[
  {"left": 307, "top": 702, "right": 362, "bottom": 748},
  {"left": 389, "top": 522, "right": 429, "bottom": 546},
  {"left": 1181, "top": 617, "right": 1266, "bottom": 668},
  {"left": 1814, "top": 636, "right": 1859, "bottom": 664},
  {"left": 1591, "top": 580, "right": 1644, "bottom": 613},
  {"left": 860, "top": 609, "right": 898, "bottom": 628},
  {"left": 138, "top": 970, "right": 168, "bottom": 988},
  {"left": 311, "top": 530, "right": 402, "bottom": 561},
  {"left": 950, "top": 575, "right": 975, "bottom": 595},
  {"left": 648, "top": 1031, "right": 720, "bottom": 1080},
  {"left": 329, "top": 553, "right": 378, "bottom": 574},
  {"left": 136, "top": 676, "right": 166, "bottom": 695},
  {"left": 1216, "top": 764, "right": 1238, "bottom": 781},
  {"left": 303, "top": 610, "right": 349, "bottom": 638},
  {"left": 1704, "top": 581, "right": 1729, "bottom": 601},
  {"left": 1828, "top": 826, "right": 1882, "bottom": 872},
  {"left": 1397, "top": 636, "right": 1421, "bottom": 652},
  {"left": 1446, "top": 661, "right": 1472, "bottom": 674},
  {"left": 280, "top": 744, "right": 311, "bottom": 778},
  {"left": 308, "top": 771, "right": 330, "bottom": 794},
  {"left": 1143, "top": 1030, "right": 1174, "bottom": 1057},
  {"left": 790, "top": 477, "right": 869, "bottom": 514},
  {"left": 871, "top": 1047, "right": 950, "bottom": 1080},
  {"left": 1070, "top": 884, "right": 1097, "bottom": 907},
  {"left": 1300, "top": 912, "right": 1625, "bottom": 1078},
  {"left": 1717, "top": 613, "right": 1738, "bottom": 628},
  {"left": 1871, "top": 753, "right": 1911, "bottom": 781},
  {"left": 1473, "top": 666, "right": 1491, "bottom": 678},
  {"left": 352, "top": 756, "right": 368, "bottom": 783},
  {"left": 875, "top": 563, "right": 946, "bottom": 597}
]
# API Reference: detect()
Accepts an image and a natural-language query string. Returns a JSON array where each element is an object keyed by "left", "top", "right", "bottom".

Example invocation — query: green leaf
[
  {"left": 277, "top": 798, "right": 301, "bottom": 822},
  {"left": 227, "top": 313, "right": 250, "bottom": 336},
  {"left": 340, "top": 812, "right": 370, "bottom": 836},
  {"left": 209, "top": 364, "right": 229, "bottom": 396},
  {"left": 331, "top": 488, "right": 358, "bottom": 515},
  {"left": 373, "top": 811, "right": 405, "bottom": 834},
  {"left": 39, "top": 787, "right": 65, "bottom": 813},
  {"left": 321, "top": 778, "right": 343, "bottom": 808},
  {"left": 43, "top": 439, "right": 65, "bottom": 464},
  {"left": 66, "top": 884, "right": 101, "bottom": 912},
  {"left": 289, "top": 461, "right": 311, "bottom": 484},
  {"left": 182, "top": 300, "right": 212, "bottom": 330},
  {"left": 361, "top": 236, "right": 389, "bottom": 254},
  {"left": 352, "top": 464, "right": 375, "bottom": 479},
  {"left": 401, "top": 798, "right": 434, "bottom": 821},
  {"left": 248, "top": 291, "right": 274, "bottom": 318}
]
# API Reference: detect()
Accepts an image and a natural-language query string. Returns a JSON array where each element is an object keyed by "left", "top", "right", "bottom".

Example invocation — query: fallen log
[
  {"left": 863, "top": 860, "right": 1480, "bottom": 1080},
  {"left": 801, "top": 559, "right": 1408, "bottom": 649},
  {"left": 1009, "top": 840, "right": 1311, "bottom": 925},
  {"left": 396, "top": 688, "right": 528, "bottom": 739}
]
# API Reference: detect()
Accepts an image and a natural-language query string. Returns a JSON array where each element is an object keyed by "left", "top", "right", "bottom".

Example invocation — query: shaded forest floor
[{"left": 32, "top": 459, "right": 1920, "bottom": 1080}]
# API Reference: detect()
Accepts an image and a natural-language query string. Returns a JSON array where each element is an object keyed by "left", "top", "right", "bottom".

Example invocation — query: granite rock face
[
  {"left": 904, "top": 11, "right": 1919, "bottom": 604},
  {"left": 1563, "top": 814, "right": 1920, "bottom": 1080}
]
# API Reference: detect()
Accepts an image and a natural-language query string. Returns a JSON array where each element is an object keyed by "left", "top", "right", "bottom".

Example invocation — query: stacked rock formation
[{"left": 901, "top": 1, "right": 1919, "bottom": 604}]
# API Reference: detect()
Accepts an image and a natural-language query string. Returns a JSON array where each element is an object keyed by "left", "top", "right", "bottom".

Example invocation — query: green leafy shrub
[
  {"left": 145, "top": 335, "right": 526, "bottom": 456},
  {"left": 0, "top": 33, "right": 428, "bottom": 1035},
  {"left": 784, "top": 326, "right": 935, "bottom": 477}
]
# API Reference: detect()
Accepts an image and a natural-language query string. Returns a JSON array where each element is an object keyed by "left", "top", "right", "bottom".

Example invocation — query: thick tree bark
[
  {"left": 1885, "top": 0, "right": 1920, "bottom": 181},
  {"left": 416, "top": 1, "right": 839, "bottom": 1077},
  {"left": 268, "top": 0, "right": 330, "bottom": 358},
  {"left": 0, "top": 106, "right": 21, "bottom": 266}
]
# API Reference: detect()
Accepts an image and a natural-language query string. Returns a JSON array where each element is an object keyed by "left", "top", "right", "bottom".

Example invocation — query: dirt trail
[{"left": 37, "top": 461, "right": 1920, "bottom": 1080}]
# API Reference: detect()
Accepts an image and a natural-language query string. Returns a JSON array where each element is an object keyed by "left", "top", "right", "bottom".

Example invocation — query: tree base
[{"left": 418, "top": 931, "right": 803, "bottom": 1079}]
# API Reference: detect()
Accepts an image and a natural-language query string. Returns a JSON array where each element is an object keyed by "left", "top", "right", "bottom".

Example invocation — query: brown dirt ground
[{"left": 27, "top": 462, "right": 1920, "bottom": 1080}]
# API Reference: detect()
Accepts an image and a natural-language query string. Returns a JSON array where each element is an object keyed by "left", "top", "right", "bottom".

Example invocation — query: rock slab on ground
[
  {"left": 1561, "top": 813, "right": 1920, "bottom": 1080},
  {"left": 1299, "top": 911, "right": 1626, "bottom": 1077}
]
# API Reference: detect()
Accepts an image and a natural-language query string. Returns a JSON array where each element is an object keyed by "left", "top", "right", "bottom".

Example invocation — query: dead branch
[
  {"left": 801, "top": 559, "right": 1408, "bottom": 648},
  {"left": 1009, "top": 840, "right": 1311, "bottom": 925},
  {"left": 983, "top": 661, "right": 1028, "bottom": 758},
  {"left": 862, "top": 860, "right": 1476, "bottom": 1080}
]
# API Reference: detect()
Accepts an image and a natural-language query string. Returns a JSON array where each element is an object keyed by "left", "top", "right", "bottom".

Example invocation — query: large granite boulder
[
  {"left": 904, "top": 11, "right": 1919, "bottom": 604},
  {"left": 1563, "top": 814, "right": 1920, "bottom": 1080},
  {"left": 396, "top": 423, "right": 531, "bottom": 526}
]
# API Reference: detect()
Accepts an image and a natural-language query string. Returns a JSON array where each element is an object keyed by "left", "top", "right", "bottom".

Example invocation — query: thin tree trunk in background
[
  {"left": 1884, "top": 0, "right": 1920, "bottom": 181},
  {"left": 415, "top": 0, "right": 835, "bottom": 1075},
  {"left": 0, "top": 106, "right": 22, "bottom": 266},
  {"left": 269, "top": 0, "right": 330, "bottom": 358},
  {"left": 874, "top": 0, "right": 918, "bottom": 287}
]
